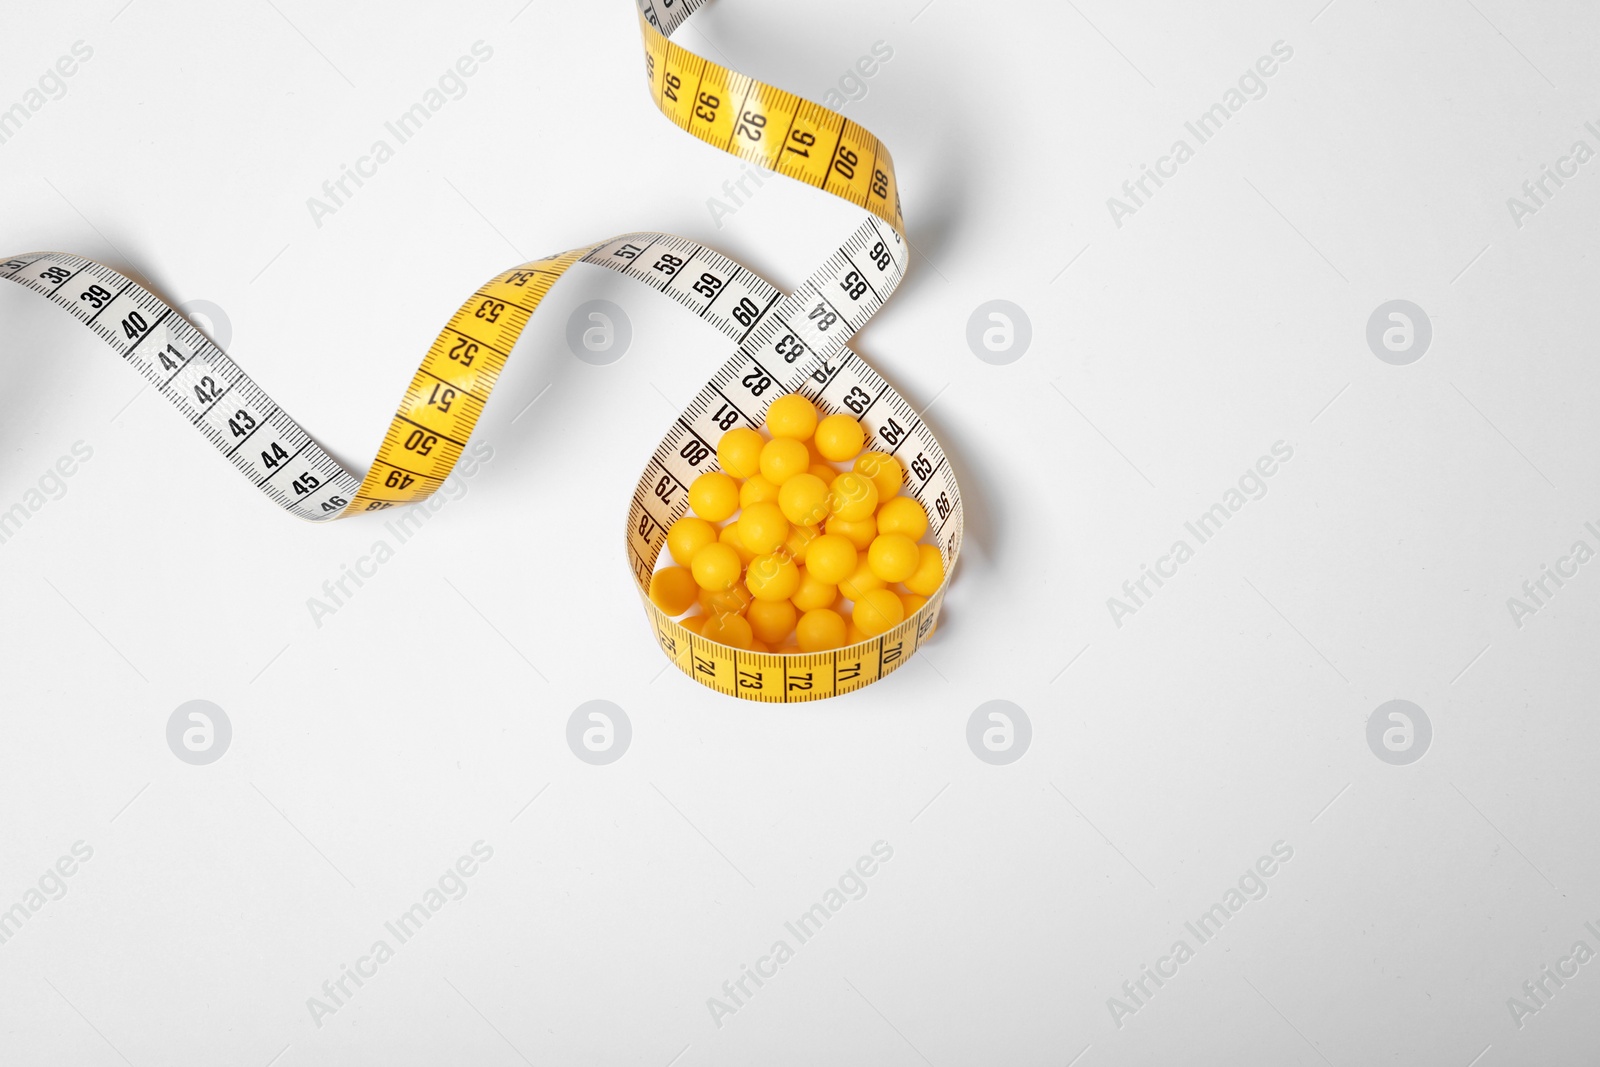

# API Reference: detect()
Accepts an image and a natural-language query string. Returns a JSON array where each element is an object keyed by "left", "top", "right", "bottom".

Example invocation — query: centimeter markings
[
  {"left": 343, "top": 248, "right": 594, "bottom": 513},
  {"left": 639, "top": 8, "right": 902, "bottom": 234},
  {"left": 639, "top": 0, "right": 702, "bottom": 37},
  {"left": 0, "top": 252, "right": 360, "bottom": 521},
  {"left": 643, "top": 591, "right": 930, "bottom": 702}
]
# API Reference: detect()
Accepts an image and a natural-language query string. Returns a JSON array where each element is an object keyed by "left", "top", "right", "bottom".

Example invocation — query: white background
[{"left": 2, "top": 0, "right": 1599, "bottom": 1063}]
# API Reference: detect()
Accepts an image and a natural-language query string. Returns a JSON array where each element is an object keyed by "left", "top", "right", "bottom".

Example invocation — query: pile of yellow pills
[{"left": 645, "top": 392, "right": 948, "bottom": 653}]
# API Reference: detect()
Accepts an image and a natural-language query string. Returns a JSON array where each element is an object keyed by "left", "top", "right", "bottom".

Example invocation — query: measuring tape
[{"left": 2, "top": 0, "right": 963, "bottom": 702}]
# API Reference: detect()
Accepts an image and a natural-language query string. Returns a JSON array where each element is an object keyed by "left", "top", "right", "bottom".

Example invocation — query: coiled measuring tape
[{"left": 2, "top": 0, "right": 962, "bottom": 702}]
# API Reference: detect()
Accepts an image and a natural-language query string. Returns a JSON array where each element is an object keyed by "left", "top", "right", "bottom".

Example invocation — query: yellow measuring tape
[{"left": 2, "top": 0, "right": 962, "bottom": 702}]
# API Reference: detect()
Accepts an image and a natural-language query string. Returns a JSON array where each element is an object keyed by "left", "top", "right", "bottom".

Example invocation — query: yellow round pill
[
  {"left": 814, "top": 413, "right": 866, "bottom": 462},
  {"left": 903, "top": 544, "right": 946, "bottom": 596},
  {"left": 829, "top": 472, "right": 879, "bottom": 522},
  {"left": 699, "top": 581, "right": 752, "bottom": 618},
  {"left": 716, "top": 427, "right": 765, "bottom": 479},
  {"left": 783, "top": 523, "right": 820, "bottom": 564},
  {"left": 666, "top": 517, "right": 719, "bottom": 566},
  {"left": 839, "top": 557, "right": 888, "bottom": 602},
  {"left": 853, "top": 452, "right": 901, "bottom": 500},
  {"left": 691, "top": 542, "right": 743, "bottom": 591},
  {"left": 901, "top": 593, "right": 928, "bottom": 617},
  {"left": 809, "top": 462, "right": 839, "bottom": 484},
  {"left": 852, "top": 588, "right": 905, "bottom": 637},
  {"left": 778, "top": 473, "right": 831, "bottom": 526},
  {"left": 765, "top": 394, "right": 819, "bottom": 439},
  {"left": 759, "top": 437, "right": 810, "bottom": 484},
  {"left": 680, "top": 613, "right": 708, "bottom": 635},
  {"left": 648, "top": 566, "right": 699, "bottom": 615},
  {"left": 740, "top": 474, "right": 781, "bottom": 508},
  {"left": 874, "top": 496, "right": 928, "bottom": 541},
  {"left": 688, "top": 472, "right": 739, "bottom": 522},
  {"left": 790, "top": 568, "right": 837, "bottom": 612},
  {"left": 719, "top": 522, "right": 756, "bottom": 564},
  {"left": 746, "top": 552, "right": 801, "bottom": 602},
  {"left": 826, "top": 513, "right": 876, "bottom": 550},
  {"left": 846, "top": 622, "right": 868, "bottom": 644},
  {"left": 738, "top": 502, "right": 790, "bottom": 555},
  {"left": 867, "top": 533, "right": 920, "bottom": 583},
  {"left": 747, "top": 598, "right": 797, "bottom": 645},
  {"left": 796, "top": 608, "right": 848, "bottom": 652},
  {"left": 749, "top": 637, "right": 770, "bottom": 653},
  {"left": 805, "top": 533, "right": 857, "bottom": 585},
  {"left": 703, "top": 612, "right": 753, "bottom": 650}
]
